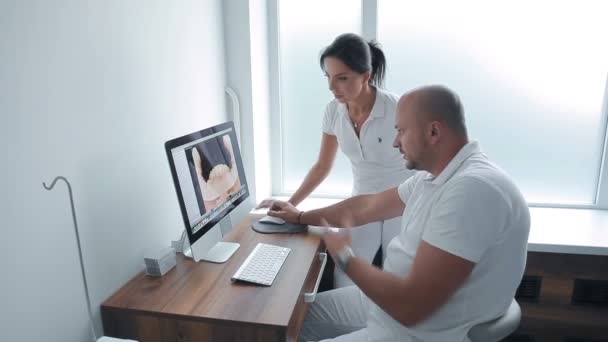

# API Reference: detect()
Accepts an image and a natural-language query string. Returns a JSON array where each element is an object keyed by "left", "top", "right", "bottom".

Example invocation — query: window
[
  {"left": 378, "top": 0, "right": 608, "bottom": 205},
  {"left": 273, "top": 0, "right": 608, "bottom": 207},
  {"left": 273, "top": 0, "right": 361, "bottom": 197}
]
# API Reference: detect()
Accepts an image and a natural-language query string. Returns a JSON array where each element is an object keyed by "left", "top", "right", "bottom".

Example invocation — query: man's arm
[
  {"left": 343, "top": 240, "right": 474, "bottom": 326},
  {"left": 329, "top": 177, "right": 506, "bottom": 326},
  {"left": 301, "top": 187, "right": 405, "bottom": 228}
]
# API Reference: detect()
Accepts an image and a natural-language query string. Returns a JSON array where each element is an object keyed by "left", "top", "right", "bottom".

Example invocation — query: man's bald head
[{"left": 400, "top": 85, "right": 468, "bottom": 138}]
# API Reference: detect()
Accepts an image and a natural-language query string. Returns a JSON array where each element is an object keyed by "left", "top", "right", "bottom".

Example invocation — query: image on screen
[
  {"left": 186, "top": 134, "right": 243, "bottom": 220},
  {"left": 166, "top": 122, "right": 249, "bottom": 241}
]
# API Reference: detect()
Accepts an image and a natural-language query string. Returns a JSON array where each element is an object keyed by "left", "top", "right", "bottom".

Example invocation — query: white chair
[{"left": 468, "top": 299, "right": 521, "bottom": 342}]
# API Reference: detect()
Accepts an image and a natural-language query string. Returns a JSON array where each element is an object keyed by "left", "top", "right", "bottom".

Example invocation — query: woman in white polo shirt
[{"left": 260, "top": 33, "right": 415, "bottom": 287}]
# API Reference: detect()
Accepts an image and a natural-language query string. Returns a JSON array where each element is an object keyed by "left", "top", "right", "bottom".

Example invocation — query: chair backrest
[{"left": 468, "top": 299, "right": 521, "bottom": 342}]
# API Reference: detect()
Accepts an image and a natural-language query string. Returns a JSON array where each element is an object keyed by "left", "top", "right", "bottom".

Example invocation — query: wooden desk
[{"left": 101, "top": 215, "right": 325, "bottom": 342}]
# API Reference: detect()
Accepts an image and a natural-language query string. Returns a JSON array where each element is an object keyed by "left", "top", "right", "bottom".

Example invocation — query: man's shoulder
[
  {"left": 447, "top": 159, "right": 524, "bottom": 206},
  {"left": 399, "top": 171, "right": 430, "bottom": 194},
  {"left": 407, "top": 171, "right": 430, "bottom": 185}
]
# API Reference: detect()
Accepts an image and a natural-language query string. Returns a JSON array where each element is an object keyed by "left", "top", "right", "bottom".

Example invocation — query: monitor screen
[{"left": 165, "top": 122, "right": 249, "bottom": 246}]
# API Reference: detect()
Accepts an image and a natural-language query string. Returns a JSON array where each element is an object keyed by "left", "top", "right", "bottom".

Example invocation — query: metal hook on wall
[{"left": 43, "top": 176, "right": 98, "bottom": 342}]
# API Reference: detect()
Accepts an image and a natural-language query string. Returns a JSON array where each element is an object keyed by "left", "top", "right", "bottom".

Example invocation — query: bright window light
[
  {"left": 278, "top": 0, "right": 361, "bottom": 196},
  {"left": 378, "top": 0, "right": 608, "bottom": 204}
]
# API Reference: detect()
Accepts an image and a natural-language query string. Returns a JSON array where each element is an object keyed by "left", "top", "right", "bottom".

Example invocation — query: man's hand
[
  {"left": 267, "top": 200, "right": 300, "bottom": 223},
  {"left": 322, "top": 229, "right": 352, "bottom": 262}
]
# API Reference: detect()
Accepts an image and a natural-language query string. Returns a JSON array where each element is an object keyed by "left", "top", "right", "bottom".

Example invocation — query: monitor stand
[{"left": 182, "top": 216, "right": 240, "bottom": 263}]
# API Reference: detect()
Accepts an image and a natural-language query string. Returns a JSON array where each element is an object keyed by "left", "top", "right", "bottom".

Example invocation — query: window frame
[
  {"left": 268, "top": 0, "right": 608, "bottom": 209},
  {"left": 268, "top": 0, "right": 283, "bottom": 199}
]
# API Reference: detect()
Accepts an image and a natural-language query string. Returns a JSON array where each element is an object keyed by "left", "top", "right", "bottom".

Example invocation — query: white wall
[
  {"left": 0, "top": 1, "right": 228, "bottom": 341},
  {"left": 223, "top": 0, "right": 272, "bottom": 205}
]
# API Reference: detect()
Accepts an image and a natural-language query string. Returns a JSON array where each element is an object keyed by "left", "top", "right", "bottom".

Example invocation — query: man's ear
[{"left": 429, "top": 121, "right": 441, "bottom": 143}]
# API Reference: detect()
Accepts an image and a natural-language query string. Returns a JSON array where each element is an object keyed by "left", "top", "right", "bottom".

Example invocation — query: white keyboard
[{"left": 231, "top": 243, "right": 291, "bottom": 286}]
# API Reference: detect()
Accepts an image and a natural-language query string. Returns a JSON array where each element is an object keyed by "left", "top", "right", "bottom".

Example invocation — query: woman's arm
[
  {"left": 192, "top": 147, "right": 205, "bottom": 185},
  {"left": 287, "top": 133, "right": 338, "bottom": 206}
]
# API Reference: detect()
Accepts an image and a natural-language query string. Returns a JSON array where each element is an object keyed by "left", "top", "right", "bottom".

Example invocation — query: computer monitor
[{"left": 165, "top": 121, "right": 249, "bottom": 263}]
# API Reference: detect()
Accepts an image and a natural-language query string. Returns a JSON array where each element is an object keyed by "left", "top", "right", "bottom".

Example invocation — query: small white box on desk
[{"left": 144, "top": 247, "right": 176, "bottom": 277}]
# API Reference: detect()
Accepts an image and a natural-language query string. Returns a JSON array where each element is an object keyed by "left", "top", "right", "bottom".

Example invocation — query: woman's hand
[{"left": 267, "top": 200, "right": 300, "bottom": 223}]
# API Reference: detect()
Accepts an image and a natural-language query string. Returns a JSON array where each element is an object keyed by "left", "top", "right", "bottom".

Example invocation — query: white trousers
[
  {"left": 334, "top": 216, "right": 401, "bottom": 287},
  {"left": 298, "top": 286, "right": 403, "bottom": 342}
]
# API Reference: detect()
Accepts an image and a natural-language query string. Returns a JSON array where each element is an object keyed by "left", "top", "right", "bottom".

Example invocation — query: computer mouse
[{"left": 258, "top": 215, "right": 286, "bottom": 225}]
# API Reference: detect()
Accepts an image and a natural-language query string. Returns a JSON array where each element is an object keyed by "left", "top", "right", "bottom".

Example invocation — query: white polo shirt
[
  {"left": 322, "top": 88, "right": 414, "bottom": 195},
  {"left": 367, "top": 141, "right": 530, "bottom": 341}
]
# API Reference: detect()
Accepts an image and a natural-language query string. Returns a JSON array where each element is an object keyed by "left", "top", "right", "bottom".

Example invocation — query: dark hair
[
  {"left": 196, "top": 136, "right": 233, "bottom": 182},
  {"left": 319, "top": 33, "right": 386, "bottom": 87},
  {"left": 416, "top": 85, "right": 468, "bottom": 137}
]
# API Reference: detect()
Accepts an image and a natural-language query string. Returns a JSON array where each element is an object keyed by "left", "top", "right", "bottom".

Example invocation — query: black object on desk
[{"left": 251, "top": 220, "right": 308, "bottom": 234}]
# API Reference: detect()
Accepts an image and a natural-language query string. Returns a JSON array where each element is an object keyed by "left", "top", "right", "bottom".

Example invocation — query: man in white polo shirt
[{"left": 268, "top": 85, "right": 530, "bottom": 341}]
